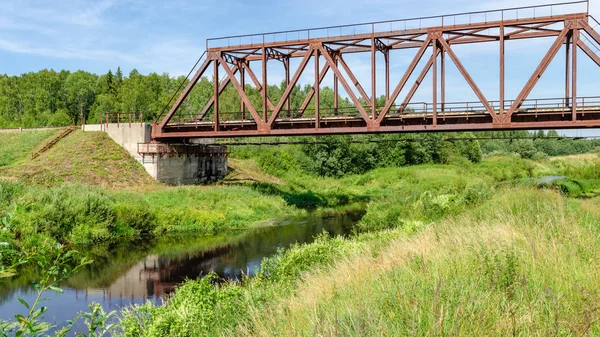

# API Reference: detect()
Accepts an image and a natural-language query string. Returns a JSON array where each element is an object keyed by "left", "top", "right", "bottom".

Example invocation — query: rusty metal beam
[
  {"left": 572, "top": 29, "right": 579, "bottom": 122},
  {"left": 210, "top": 14, "right": 585, "bottom": 54},
  {"left": 242, "top": 61, "right": 276, "bottom": 111},
  {"left": 337, "top": 55, "right": 373, "bottom": 108},
  {"left": 578, "top": 39, "right": 600, "bottom": 66},
  {"left": 399, "top": 50, "right": 439, "bottom": 113},
  {"left": 267, "top": 48, "right": 315, "bottom": 126},
  {"left": 437, "top": 37, "right": 496, "bottom": 120},
  {"left": 197, "top": 65, "right": 239, "bottom": 120},
  {"left": 158, "top": 57, "right": 212, "bottom": 130},
  {"left": 297, "top": 62, "right": 331, "bottom": 117},
  {"left": 217, "top": 55, "right": 265, "bottom": 129},
  {"left": 318, "top": 44, "right": 372, "bottom": 125},
  {"left": 377, "top": 37, "right": 431, "bottom": 124},
  {"left": 508, "top": 27, "right": 570, "bottom": 116}
]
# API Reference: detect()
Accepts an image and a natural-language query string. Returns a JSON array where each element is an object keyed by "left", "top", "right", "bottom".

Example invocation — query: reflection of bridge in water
[
  {"left": 152, "top": 1, "right": 600, "bottom": 141},
  {"left": 71, "top": 213, "right": 361, "bottom": 307}
]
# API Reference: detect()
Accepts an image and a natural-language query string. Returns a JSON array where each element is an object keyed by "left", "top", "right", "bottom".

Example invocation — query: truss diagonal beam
[
  {"left": 438, "top": 37, "right": 496, "bottom": 120},
  {"left": 297, "top": 62, "right": 331, "bottom": 118},
  {"left": 577, "top": 40, "right": 600, "bottom": 66},
  {"left": 399, "top": 49, "right": 440, "bottom": 113},
  {"left": 197, "top": 66, "right": 239, "bottom": 120},
  {"left": 158, "top": 57, "right": 212, "bottom": 129},
  {"left": 508, "top": 27, "right": 570, "bottom": 116},
  {"left": 268, "top": 48, "right": 315, "bottom": 126},
  {"left": 583, "top": 23, "right": 600, "bottom": 45},
  {"left": 377, "top": 37, "right": 431, "bottom": 124},
  {"left": 217, "top": 55, "right": 266, "bottom": 129},
  {"left": 318, "top": 45, "right": 372, "bottom": 125},
  {"left": 337, "top": 55, "right": 373, "bottom": 108},
  {"left": 242, "top": 62, "right": 276, "bottom": 111}
]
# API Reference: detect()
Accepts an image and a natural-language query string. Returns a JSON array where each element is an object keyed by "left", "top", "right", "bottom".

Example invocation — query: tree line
[{"left": 0, "top": 68, "right": 362, "bottom": 128}]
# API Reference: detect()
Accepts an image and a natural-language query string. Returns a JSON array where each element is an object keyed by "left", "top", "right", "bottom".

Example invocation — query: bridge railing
[
  {"left": 166, "top": 96, "right": 600, "bottom": 126},
  {"left": 207, "top": 1, "right": 588, "bottom": 49}
]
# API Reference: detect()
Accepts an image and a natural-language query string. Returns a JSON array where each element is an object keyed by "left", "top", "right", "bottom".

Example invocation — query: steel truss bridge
[{"left": 152, "top": 1, "right": 600, "bottom": 141}]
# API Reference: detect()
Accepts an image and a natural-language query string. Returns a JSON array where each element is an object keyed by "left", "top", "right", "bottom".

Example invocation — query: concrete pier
[{"left": 82, "top": 123, "right": 227, "bottom": 185}]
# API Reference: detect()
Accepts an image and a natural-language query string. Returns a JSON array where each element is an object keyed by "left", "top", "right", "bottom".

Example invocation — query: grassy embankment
[
  {"left": 116, "top": 154, "right": 600, "bottom": 336},
  {"left": 0, "top": 130, "right": 303, "bottom": 263}
]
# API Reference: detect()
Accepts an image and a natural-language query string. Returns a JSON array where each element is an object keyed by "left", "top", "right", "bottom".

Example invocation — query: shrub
[{"left": 115, "top": 203, "right": 157, "bottom": 234}]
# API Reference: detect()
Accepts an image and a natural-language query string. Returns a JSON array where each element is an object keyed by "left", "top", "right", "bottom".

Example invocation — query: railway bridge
[{"left": 150, "top": 0, "right": 600, "bottom": 141}]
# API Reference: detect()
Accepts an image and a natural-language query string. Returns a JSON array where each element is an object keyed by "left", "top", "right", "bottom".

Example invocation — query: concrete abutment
[{"left": 82, "top": 123, "right": 227, "bottom": 185}]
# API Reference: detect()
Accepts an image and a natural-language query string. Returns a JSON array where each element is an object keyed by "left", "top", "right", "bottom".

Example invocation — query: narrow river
[{"left": 0, "top": 210, "right": 363, "bottom": 333}]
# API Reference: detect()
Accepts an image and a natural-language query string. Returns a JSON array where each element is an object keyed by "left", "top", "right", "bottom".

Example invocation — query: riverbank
[
  {"left": 111, "top": 152, "right": 600, "bottom": 336},
  {"left": 2, "top": 129, "right": 600, "bottom": 335}
]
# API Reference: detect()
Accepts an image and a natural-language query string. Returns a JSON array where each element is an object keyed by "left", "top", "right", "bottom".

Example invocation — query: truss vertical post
[
  {"left": 240, "top": 64, "right": 246, "bottom": 121},
  {"left": 385, "top": 50, "right": 390, "bottom": 104},
  {"left": 214, "top": 60, "right": 220, "bottom": 131},
  {"left": 315, "top": 49, "right": 320, "bottom": 129},
  {"left": 572, "top": 29, "right": 578, "bottom": 122},
  {"left": 500, "top": 25, "right": 505, "bottom": 116},
  {"left": 371, "top": 33, "right": 377, "bottom": 120},
  {"left": 262, "top": 47, "right": 268, "bottom": 124},
  {"left": 441, "top": 48, "right": 445, "bottom": 113},
  {"left": 432, "top": 39, "right": 438, "bottom": 127},
  {"left": 334, "top": 56, "right": 339, "bottom": 115},
  {"left": 285, "top": 57, "right": 291, "bottom": 117},
  {"left": 566, "top": 33, "right": 571, "bottom": 108}
]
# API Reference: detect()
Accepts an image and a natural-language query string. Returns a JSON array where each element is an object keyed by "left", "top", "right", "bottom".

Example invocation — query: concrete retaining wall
[{"left": 82, "top": 123, "right": 227, "bottom": 185}]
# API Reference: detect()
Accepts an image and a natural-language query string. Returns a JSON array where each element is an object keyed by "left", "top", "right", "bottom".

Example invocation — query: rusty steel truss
[{"left": 153, "top": 1, "right": 600, "bottom": 140}]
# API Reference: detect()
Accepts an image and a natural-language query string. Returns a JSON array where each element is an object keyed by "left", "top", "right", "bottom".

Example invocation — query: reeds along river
[{"left": 0, "top": 209, "right": 364, "bottom": 333}]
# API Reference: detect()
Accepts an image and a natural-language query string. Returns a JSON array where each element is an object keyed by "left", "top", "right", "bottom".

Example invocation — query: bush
[{"left": 115, "top": 203, "right": 157, "bottom": 234}]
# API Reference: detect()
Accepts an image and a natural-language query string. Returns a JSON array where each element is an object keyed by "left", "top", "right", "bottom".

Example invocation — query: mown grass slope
[
  {"left": 0, "top": 130, "right": 156, "bottom": 189},
  {"left": 0, "top": 129, "right": 59, "bottom": 168}
]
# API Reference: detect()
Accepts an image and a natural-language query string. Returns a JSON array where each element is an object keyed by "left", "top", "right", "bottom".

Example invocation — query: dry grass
[{"left": 549, "top": 153, "right": 600, "bottom": 162}]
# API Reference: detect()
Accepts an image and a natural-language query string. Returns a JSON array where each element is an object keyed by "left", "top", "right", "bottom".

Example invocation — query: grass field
[{"left": 0, "top": 129, "right": 59, "bottom": 168}]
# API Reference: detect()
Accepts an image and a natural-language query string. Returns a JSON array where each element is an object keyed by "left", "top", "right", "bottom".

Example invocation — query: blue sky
[{"left": 0, "top": 0, "right": 599, "bottom": 105}]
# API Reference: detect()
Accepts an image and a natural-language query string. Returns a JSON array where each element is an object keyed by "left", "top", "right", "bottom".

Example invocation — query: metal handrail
[
  {"left": 207, "top": 1, "right": 587, "bottom": 49},
  {"left": 168, "top": 96, "right": 600, "bottom": 125},
  {"left": 153, "top": 51, "right": 207, "bottom": 124},
  {"left": 589, "top": 14, "right": 600, "bottom": 28}
]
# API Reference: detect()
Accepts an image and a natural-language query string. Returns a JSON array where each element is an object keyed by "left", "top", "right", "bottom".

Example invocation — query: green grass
[
  {"left": 0, "top": 129, "right": 59, "bottom": 168},
  {"left": 0, "top": 130, "right": 157, "bottom": 188},
  {"left": 118, "top": 186, "right": 600, "bottom": 336},
  {"left": 116, "top": 155, "right": 600, "bottom": 336}
]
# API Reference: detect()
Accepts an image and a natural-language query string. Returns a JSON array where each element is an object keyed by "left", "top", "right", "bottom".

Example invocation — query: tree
[{"left": 64, "top": 71, "right": 98, "bottom": 121}]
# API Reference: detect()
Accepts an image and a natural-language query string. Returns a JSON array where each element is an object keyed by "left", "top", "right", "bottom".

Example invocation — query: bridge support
[{"left": 84, "top": 122, "right": 228, "bottom": 185}]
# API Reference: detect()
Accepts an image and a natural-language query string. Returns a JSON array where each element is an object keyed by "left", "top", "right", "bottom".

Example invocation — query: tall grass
[
  {"left": 236, "top": 189, "right": 600, "bottom": 336},
  {"left": 118, "top": 187, "right": 600, "bottom": 336}
]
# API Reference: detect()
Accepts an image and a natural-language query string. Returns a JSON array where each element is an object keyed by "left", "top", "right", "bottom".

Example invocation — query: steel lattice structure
[{"left": 152, "top": 1, "right": 600, "bottom": 140}]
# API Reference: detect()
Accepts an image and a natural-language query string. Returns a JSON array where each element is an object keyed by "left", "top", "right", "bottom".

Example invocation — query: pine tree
[
  {"left": 106, "top": 69, "right": 115, "bottom": 96},
  {"left": 116, "top": 66, "right": 123, "bottom": 89}
]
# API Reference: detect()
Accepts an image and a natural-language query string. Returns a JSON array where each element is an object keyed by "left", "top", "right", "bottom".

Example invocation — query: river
[{"left": 0, "top": 210, "right": 363, "bottom": 333}]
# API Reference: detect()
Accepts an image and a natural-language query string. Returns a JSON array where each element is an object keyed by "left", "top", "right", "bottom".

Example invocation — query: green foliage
[
  {"left": 479, "top": 130, "right": 598, "bottom": 158},
  {"left": 0, "top": 245, "right": 93, "bottom": 337},
  {"left": 233, "top": 133, "right": 482, "bottom": 178},
  {"left": 120, "top": 274, "right": 247, "bottom": 337},
  {"left": 115, "top": 202, "right": 157, "bottom": 234}
]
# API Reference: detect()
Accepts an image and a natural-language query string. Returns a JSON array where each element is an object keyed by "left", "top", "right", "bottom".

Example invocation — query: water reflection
[{"left": 0, "top": 210, "right": 362, "bottom": 329}]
